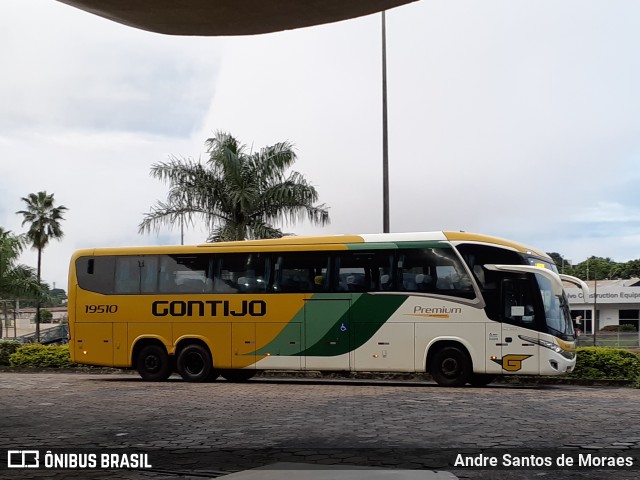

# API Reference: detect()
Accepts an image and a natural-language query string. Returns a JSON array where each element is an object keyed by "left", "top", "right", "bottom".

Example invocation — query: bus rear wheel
[
  {"left": 177, "top": 344, "right": 213, "bottom": 383},
  {"left": 136, "top": 344, "right": 171, "bottom": 381},
  {"left": 430, "top": 346, "right": 471, "bottom": 387},
  {"left": 220, "top": 369, "right": 256, "bottom": 382}
]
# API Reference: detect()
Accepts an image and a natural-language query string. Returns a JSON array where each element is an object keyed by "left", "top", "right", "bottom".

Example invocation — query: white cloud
[{"left": 1, "top": 0, "right": 221, "bottom": 136}]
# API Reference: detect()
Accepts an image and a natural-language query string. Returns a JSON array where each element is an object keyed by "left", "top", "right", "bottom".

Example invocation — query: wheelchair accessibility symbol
[{"left": 340, "top": 323, "right": 348, "bottom": 332}]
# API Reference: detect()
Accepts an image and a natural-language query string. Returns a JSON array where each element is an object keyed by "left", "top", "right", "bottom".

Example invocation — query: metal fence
[
  {"left": 15, "top": 324, "right": 69, "bottom": 345},
  {"left": 577, "top": 331, "right": 639, "bottom": 349}
]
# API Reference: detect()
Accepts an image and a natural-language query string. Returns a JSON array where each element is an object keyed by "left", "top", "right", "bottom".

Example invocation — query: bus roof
[
  {"left": 72, "top": 231, "right": 549, "bottom": 258},
  {"left": 195, "top": 231, "right": 548, "bottom": 257}
]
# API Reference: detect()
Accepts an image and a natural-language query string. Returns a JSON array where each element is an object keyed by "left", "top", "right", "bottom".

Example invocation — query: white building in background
[
  {"left": 1, "top": 306, "right": 68, "bottom": 338},
  {"left": 564, "top": 279, "right": 640, "bottom": 334}
]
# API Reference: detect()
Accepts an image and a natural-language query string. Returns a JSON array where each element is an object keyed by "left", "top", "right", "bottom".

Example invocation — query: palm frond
[{"left": 143, "top": 131, "right": 330, "bottom": 242}]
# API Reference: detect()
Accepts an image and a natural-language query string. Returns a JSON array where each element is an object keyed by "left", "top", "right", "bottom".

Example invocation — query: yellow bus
[{"left": 68, "top": 231, "right": 587, "bottom": 386}]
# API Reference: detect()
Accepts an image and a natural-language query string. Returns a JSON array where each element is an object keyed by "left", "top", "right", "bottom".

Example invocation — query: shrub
[
  {"left": 600, "top": 324, "right": 637, "bottom": 332},
  {"left": 0, "top": 340, "right": 22, "bottom": 366},
  {"left": 9, "top": 344, "right": 76, "bottom": 368},
  {"left": 571, "top": 347, "right": 640, "bottom": 383}
]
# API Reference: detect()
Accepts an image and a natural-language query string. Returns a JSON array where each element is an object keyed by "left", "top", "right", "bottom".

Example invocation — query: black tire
[
  {"left": 468, "top": 374, "right": 497, "bottom": 387},
  {"left": 176, "top": 344, "right": 213, "bottom": 382},
  {"left": 136, "top": 344, "right": 171, "bottom": 381},
  {"left": 220, "top": 369, "right": 256, "bottom": 382},
  {"left": 430, "top": 346, "right": 472, "bottom": 387}
]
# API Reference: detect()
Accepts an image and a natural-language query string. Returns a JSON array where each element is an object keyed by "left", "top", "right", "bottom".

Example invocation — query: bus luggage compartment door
[
  {"left": 303, "top": 298, "right": 351, "bottom": 371},
  {"left": 231, "top": 323, "right": 256, "bottom": 369},
  {"left": 74, "top": 323, "right": 114, "bottom": 367}
]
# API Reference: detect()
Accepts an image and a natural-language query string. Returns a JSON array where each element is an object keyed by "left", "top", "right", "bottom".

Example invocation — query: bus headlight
[{"left": 519, "top": 336, "right": 576, "bottom": 360}]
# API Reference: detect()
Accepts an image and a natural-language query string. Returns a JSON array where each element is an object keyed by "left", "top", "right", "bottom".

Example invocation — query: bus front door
[
  {"left": 303, "top": 298, "right": 351, "bottom": 371},
  {"left": 499, "top": 278, "right": 540, "bottom": 375}
]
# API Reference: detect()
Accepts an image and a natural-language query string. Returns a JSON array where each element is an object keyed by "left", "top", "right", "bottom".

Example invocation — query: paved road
[{"left": 0, "top": 372, "right": 638, "bottom": 479}]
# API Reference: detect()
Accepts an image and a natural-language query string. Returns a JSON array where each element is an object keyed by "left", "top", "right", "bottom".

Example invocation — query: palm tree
[
  {"left": 139, "top": 131, "right": 330, "bottom": 242},
  {"left": 0, "top": 228, "right": 41, "bottom": 299},
  {"left": 16, "top": 191, "right": 68, "bottom": 342}
]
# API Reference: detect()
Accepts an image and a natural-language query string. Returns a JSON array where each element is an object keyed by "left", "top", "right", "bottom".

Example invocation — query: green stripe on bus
[
  {"left": 299, "top": 293, "right": 407, "bottom": 357},
  {"left": 253, "top": 307, "right": 306, "bottom": 356},
  {"left": 252, "top": 294, "right": 351, "bottom": 356},
  {"left": 393, "top": 241, "right": 448, "bottom": 249},
  {"left": 346, "top": 243, "right": 398, "bottom": 250},
  {"left": 252, "top": 293, "right": 408, "bottom": 357}
]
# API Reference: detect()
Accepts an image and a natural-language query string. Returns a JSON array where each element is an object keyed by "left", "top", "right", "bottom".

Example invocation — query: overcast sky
[{"left": 2, "top": 0, "right": 640, "bottom": 290}]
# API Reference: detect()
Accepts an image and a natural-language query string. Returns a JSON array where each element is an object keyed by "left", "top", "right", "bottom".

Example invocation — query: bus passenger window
[
  {"left": 115, "top": 257, "right": 142, "bottom": 294},
  {"left": 272, "top": 252, "right": 329, "bottom": 293},
  {"left": 158, "top": 254, "right": 209, "bottom": 293},
  {"left": 140, "top": 256, "right": 159, "bottom": 293},
  {"left": 76, "top": 256, "right": 116, "bottom": 294},
  {"left": 334, "top": 251, "right": 393, "bottom": 292},
  {"left": 214, "top": 253, "right": 268, "bottom": 294},
  {"left": 398, "top": 247, "right": 475, "bottom": 299},
  {"left": 415, "top": 273, "right": 435, "bottom": 292}
]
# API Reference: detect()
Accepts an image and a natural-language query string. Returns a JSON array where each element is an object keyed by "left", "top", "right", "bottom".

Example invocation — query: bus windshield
[
  {"left": 535, "top": 272, "right": 574, "bottom": 339},
  {"left": 527, "top": 256, "right": 559, "bottom": 274}
]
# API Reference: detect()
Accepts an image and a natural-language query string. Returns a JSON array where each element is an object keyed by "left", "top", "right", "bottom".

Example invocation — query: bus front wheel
[
  {"left": 177, "top": 344, "right": 213, "bottom": 383},
  {"left": 430, "top": 346, "right": 471, "bottom": 387},
  {"left": 136, "top": 344, "right": 171, "bottom": 381}
]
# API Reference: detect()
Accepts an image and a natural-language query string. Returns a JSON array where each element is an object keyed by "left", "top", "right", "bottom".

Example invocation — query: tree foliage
[
  {"left": 546, "top": 252, "right": 640, "bottom": 280},
  {"left": 139, "top": 131, "right": 330, "bottom": 242},
  {"left": 16, "top": 192, "right": 68, "bottom": 255},
  {"left": 0, "top": 340, "right": 21, "bottom": 366},
  {"left": 0, "top": 227, "right": 42, "bottom": 300}
]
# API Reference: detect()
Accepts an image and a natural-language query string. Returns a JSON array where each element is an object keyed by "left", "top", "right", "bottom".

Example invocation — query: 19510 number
[{"left": 85, "top": 305, "right": 118, "bottom": 314}]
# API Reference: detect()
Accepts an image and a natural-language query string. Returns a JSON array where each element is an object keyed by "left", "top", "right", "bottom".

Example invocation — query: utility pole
[
  {"left": 180, "top": 214, "right": 184, "bottom": 245},
  {"left": 381, "top": 11, "right": 390, "bottom": 233},
  {"left": 592, "top": 263, "right": 598, "bottom": 346}
]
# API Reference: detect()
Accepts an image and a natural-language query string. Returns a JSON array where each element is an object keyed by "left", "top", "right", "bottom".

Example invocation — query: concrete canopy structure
[{"left": 55, "top": 0, "right": 418, "bottom": 36}]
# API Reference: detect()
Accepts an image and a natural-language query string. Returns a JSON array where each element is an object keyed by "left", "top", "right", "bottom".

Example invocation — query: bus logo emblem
[{"left": 492, "top": 354, "right": 532, "bottom": 372}]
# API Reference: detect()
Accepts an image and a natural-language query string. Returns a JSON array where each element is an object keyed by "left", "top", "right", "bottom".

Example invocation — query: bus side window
[
  {"left": 272, "top": 252, "right": 328, "bottom": 293},
  {"left": 158, "top": 270, "right": 177, "bottom": 293},
  {"left": 380, "top": 274, "right": 392, "bottom": 291},
  {"left": 214, "top": 253, "right": 268, "bottom": 294},
  {"left": 76, "top": 256, "right": 116, "bottom": 294},
  {"left": 398, "top": 250, "right": 433, "bottom": 292},
  {"left": 159, "top": 254, "right": 209, "bottom": 293},
  {"left": 140, "top": 256, "right": 159, "bottom": 293},
  {"left": 334, "top": 251, "right": 393, "bottom": 292},
  {"left": 398, "top": 247, "right": 475, "bottom": 299},
  {"left": 115, "top": 257, "right": 142, "bottom": 294},
  {"left": 179, "top": 278, "right": 206, "bottom": 293}
]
